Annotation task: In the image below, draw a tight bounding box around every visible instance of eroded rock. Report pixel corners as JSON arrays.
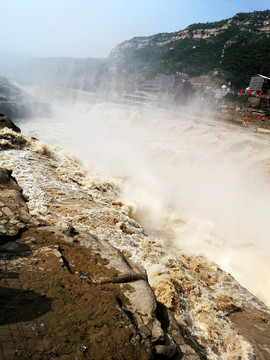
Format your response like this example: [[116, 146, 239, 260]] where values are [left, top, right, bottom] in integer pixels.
[[0, 168, 34, 241], [0, 113, 21, 132], [1, 130, 270, 360], [0, 168, 190, 359]]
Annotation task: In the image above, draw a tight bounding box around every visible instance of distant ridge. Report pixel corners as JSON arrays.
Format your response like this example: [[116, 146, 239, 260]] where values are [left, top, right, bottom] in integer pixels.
[[109, 10, 270, 89], [2, 10, 269, 91]]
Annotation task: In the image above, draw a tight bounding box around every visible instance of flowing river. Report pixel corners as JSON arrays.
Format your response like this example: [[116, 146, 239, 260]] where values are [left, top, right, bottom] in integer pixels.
[[19, 93, 270, 305]]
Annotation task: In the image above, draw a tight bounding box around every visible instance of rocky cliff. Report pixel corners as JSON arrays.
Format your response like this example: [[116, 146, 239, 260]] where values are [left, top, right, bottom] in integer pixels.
[[3, 11, 269, 93], [111, 12, 270, 53], [108, 10, 270, 89], [1, 125, 270, 359]]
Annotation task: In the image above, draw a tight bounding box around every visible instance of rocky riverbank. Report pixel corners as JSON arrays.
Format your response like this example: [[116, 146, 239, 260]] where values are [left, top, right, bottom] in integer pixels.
[[1, 125, 270, 359], [0, 164, 196, 359], [216, 97, 270, 132]]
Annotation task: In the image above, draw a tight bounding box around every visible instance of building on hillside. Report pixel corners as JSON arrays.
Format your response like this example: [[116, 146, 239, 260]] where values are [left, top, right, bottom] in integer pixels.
[[135, 75, 194, 104], [248, 74, 270, 94], [188, 75, 231, 100], [187, 76, 214, 91], [176, 72, 189, 80]]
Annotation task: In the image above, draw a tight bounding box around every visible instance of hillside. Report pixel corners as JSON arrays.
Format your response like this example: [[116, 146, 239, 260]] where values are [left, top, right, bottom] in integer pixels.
[[109, 10, 270, 89], [0, 77, 49, 119], [2, 10, 270, 93]]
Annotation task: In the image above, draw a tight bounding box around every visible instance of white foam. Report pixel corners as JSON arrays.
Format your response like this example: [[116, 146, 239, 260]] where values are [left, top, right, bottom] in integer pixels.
[[20, 94, 270, 305]]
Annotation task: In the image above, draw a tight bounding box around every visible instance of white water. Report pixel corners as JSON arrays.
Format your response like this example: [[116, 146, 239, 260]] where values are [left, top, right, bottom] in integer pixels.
[[20, 95, 270, 304]]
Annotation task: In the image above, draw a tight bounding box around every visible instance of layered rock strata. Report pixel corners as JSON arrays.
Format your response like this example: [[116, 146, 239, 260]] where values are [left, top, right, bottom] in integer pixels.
[[111, 12, 270, 54]]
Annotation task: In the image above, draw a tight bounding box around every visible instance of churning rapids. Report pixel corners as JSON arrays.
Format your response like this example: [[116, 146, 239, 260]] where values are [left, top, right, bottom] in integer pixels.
[[18, 90, 270, 307]]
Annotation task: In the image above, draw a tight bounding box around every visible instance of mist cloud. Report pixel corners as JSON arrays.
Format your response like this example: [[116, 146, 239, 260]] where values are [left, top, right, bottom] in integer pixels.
[[20, 92, 270, 304]]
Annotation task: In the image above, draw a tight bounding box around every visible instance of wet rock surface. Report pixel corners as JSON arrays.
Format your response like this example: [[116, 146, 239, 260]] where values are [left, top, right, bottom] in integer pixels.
[[0, 113, 21, 132], [0, 168, 33, 240], [1, 127, 270, 359], [0, 228, 153, 360], [0, 165, 193, 359], [229, 308, 270, 360]]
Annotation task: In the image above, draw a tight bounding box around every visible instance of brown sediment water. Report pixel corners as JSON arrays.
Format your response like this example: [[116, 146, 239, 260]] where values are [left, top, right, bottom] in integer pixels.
[[3, 96, 270, 359]]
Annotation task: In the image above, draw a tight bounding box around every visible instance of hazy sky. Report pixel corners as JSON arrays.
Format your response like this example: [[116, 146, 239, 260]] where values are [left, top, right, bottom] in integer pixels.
[[1, 0, 269, 58]]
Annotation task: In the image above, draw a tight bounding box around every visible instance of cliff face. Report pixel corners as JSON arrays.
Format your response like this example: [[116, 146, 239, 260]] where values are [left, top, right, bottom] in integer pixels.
[[3, 11, 269, 94], [111, 12, 270, 53], [108, 10, 270, 89], [1, 127, 270, 359]]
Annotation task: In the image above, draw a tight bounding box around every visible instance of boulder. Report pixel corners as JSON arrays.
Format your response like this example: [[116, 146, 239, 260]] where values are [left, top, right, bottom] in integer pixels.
[[0, 168, 33, 241], [0, 113, 21, 132]]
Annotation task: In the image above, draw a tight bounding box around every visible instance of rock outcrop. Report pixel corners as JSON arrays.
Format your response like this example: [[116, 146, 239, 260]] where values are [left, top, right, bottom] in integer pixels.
[[0, 113, 21, 133], [1, 126, 270, 360], [0, 168, 30, 239], [111, 11, 270, 54], [0, 164, 197, 359]]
